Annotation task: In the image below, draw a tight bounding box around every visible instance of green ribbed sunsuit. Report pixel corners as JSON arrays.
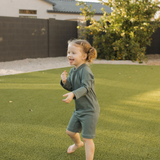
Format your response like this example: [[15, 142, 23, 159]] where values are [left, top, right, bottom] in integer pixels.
[[61, 63, 100, 139]]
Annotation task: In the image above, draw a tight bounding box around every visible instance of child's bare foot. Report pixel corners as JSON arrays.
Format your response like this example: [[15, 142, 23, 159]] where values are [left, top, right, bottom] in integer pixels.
[[67, 141, 84, 154]]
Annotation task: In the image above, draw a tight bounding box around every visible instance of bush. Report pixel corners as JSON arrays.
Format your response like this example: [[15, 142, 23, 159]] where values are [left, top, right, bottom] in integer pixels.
[[77, 0, 160, 62]]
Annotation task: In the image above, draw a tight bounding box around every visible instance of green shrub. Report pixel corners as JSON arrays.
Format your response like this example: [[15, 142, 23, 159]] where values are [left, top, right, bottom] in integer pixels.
[[77, 0, 160, 62]]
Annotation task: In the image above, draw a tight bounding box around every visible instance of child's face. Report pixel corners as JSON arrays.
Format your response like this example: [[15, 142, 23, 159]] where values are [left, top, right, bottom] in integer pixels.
[[67, 43, 87, 68]]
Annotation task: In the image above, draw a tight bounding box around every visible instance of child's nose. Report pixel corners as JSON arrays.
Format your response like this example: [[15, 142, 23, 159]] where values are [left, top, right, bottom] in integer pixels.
[[67, 53, 71, 57]]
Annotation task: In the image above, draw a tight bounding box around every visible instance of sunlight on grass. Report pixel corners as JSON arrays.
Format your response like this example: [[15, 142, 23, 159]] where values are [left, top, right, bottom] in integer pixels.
[[135, 89, 160, 102], [0, 64, 160, 160], [0, 84, 61, 89], [121, 88, 160, 111], [105, 107, 159, 122]]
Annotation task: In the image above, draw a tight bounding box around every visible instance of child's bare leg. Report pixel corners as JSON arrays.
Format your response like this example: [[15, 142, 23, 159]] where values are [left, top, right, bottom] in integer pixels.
[[66, 130, 84, 153], [83, 138, 95, 160]]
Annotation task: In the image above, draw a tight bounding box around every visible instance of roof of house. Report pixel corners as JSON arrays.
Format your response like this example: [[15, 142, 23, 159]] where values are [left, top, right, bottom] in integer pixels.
[[43, 0, 112, 15]]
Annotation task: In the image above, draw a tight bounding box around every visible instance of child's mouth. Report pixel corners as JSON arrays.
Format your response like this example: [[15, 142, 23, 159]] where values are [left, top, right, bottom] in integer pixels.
[[69, 59, 74, 64]]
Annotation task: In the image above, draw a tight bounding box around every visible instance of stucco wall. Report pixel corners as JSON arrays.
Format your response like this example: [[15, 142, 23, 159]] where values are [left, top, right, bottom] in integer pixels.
[[0, 0, 52, 19], [0, 0, 102, 21], [47, 12, 101, 21]]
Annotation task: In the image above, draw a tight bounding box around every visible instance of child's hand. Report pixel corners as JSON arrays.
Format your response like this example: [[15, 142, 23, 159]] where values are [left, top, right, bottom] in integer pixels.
[[63, 92, 74, 103], [61, 70, 67, 84]]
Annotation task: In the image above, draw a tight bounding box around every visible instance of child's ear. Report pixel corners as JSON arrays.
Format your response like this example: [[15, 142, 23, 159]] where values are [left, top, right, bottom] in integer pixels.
[[83, 53, 87, 60]]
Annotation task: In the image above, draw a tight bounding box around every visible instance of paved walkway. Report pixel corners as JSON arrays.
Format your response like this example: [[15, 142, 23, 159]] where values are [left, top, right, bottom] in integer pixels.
[[0, 56, 154, 76]]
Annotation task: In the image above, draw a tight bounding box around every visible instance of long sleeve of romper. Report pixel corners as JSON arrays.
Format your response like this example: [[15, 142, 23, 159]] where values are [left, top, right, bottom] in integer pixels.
[[72, 68, 94, 100], [60, 70, 72, 91]]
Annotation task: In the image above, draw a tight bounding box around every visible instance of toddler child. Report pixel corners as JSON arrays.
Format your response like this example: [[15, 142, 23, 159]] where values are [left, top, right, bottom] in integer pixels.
[[60, 39, 100, 160]]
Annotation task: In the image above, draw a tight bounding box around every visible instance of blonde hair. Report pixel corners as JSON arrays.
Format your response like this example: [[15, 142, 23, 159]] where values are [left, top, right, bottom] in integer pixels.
[[68, 39, 97, 63]]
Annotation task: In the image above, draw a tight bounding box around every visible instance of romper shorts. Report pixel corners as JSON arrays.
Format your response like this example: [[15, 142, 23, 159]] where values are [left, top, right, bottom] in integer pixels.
[[67, 111, 99, 139]]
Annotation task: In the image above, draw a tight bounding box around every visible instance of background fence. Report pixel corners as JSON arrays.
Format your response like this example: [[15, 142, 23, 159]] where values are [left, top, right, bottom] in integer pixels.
[[0, 17, 77, 62], [146, 27, 160, 56], [0, 16, 160, 62]]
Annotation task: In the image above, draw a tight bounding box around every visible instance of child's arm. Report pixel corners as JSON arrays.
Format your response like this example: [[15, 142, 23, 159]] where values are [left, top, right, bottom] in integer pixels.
[[72, 68, 94, 100], [60, 70, 72, 91]]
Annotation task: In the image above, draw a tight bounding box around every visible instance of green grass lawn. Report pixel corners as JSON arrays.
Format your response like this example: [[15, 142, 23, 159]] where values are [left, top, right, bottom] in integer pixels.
[[0, 64, 160, 160]]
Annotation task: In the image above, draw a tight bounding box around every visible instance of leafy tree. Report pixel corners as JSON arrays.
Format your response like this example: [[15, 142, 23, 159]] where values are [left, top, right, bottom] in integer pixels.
[[77, 0, 160, 62]]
